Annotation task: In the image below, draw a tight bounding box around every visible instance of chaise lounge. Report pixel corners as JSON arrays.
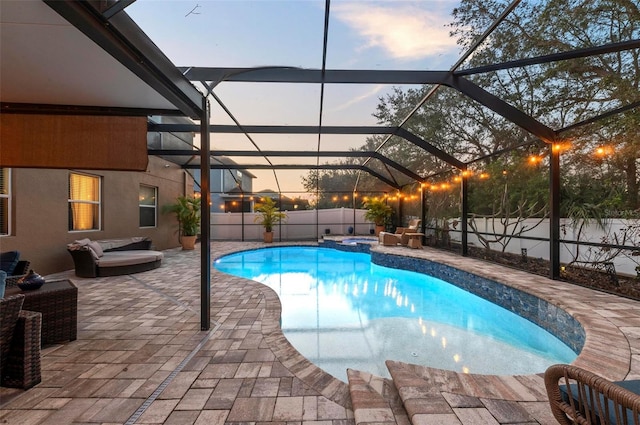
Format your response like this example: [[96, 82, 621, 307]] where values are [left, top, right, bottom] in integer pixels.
[[67, 237, 163, 278]]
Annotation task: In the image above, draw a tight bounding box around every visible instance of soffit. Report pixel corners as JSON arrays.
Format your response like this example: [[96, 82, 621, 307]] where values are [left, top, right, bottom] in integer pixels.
[[0, 0, 176, 111]]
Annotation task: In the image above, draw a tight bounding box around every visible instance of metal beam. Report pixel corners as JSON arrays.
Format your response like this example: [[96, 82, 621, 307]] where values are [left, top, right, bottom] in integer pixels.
[[445, 75, 558, 142], [148, 123, 400, 134], [45, 1, 204, 119], [396, 129, 465, 169], [550, 144, 561, 280], [147, 123, 461, 170], [1, 102, 183, 117], [180, 67, 451, 85], [149, 149, 424, 182], [99, 0, 137, 19], [182, 163, 401, 189], [557, 100, 640, 134], [461, 176, 469, 256], [200, 98, 211, 331], [455, 39, 640, 76]]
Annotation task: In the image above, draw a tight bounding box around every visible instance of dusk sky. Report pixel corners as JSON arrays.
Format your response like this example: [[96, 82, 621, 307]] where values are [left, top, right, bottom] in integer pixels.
[[127, 1, 465, 193]]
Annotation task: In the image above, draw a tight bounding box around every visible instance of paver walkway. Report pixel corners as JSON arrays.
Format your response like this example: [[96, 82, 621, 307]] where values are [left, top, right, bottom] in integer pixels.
[[0, 241, 638, 425]]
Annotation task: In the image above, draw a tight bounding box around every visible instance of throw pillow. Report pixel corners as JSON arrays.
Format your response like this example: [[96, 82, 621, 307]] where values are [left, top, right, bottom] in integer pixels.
[[88, 241, 104, 257], [0, 251, 20, 275], [0, 270, 6, 298]]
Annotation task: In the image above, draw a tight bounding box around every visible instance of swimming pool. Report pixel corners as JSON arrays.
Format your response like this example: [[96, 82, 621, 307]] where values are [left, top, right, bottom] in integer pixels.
[[340, 237, 377, 245], [214, 246, 577, 381]]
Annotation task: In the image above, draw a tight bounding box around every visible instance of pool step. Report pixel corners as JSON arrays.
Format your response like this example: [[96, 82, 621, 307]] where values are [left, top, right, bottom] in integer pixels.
[[346, 368, 410, 425], [385, 360, 551, 424]]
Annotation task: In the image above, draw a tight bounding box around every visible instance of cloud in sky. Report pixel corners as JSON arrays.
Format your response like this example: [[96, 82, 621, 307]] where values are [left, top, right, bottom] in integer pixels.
[[330, 84, 386, 112], [333, 2, 458, 60]]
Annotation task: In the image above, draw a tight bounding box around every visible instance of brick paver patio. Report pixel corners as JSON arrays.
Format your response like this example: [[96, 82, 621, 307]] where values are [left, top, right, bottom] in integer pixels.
[[1, 241, 638, 425]]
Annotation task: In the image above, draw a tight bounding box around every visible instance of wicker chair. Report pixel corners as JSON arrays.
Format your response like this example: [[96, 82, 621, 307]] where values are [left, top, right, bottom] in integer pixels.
[[545, 364, 640, 424], [395, 219, 421, 246], [0, 295, 42, 389], [6, 260, 31, 287], [379, 219, 422, 246]]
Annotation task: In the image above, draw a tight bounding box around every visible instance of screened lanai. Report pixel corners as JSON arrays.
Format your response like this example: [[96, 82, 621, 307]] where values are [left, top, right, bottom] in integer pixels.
[[1, 0, 639, 330]]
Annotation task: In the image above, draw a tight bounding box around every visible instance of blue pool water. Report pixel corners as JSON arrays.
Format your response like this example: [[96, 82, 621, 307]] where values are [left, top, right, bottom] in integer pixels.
[[214, 247, 577, 381], [340, 237, 377, 245]]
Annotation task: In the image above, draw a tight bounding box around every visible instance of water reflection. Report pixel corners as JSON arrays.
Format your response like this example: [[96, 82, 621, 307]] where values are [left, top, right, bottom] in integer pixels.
[[215, 247, 576, 381]]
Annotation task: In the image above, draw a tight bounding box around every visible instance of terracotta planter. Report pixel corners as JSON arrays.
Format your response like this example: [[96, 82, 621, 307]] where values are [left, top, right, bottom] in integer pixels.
[[181, 235, 197, 250], [263, 231, 274, 243], [375, 225, 385, 236]]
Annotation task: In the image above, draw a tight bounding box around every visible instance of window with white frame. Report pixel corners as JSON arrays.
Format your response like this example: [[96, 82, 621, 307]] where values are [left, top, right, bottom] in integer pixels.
[[139, 185, 157, 228], [68, 172, 101, 231], [0, 168, 10, 236]]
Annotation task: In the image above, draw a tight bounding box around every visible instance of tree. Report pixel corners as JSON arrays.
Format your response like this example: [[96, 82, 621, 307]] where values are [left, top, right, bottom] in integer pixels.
[[451, 0, 640, 209], [467, 153, 549, 252]]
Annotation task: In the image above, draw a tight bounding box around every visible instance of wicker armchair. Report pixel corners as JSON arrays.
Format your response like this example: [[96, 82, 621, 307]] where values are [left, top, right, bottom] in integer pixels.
[[379, 219, 422, 246], [0, 295, 42, 389], [545, 364, 640, 425]]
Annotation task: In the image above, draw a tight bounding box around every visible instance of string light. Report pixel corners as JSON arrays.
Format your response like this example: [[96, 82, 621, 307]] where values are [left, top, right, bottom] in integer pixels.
[[595, 146, 614, 157]]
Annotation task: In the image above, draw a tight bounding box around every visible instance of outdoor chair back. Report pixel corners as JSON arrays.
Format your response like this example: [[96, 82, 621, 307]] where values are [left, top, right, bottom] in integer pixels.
[[0, 295, 25, 379], [545, 364, 640, 424]]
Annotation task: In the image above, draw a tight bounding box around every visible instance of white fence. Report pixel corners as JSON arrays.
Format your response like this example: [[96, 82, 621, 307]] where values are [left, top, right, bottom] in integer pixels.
[[210, 210, 639, 276], [446, 217, 639, 276], [210, 208, 372, 241]]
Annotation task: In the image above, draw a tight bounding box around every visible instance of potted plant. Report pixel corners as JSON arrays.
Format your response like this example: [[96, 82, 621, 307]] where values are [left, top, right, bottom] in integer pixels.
[[364, 198, 392, 235], [163, 195, 201, 250], [254, 197, 287, 243]]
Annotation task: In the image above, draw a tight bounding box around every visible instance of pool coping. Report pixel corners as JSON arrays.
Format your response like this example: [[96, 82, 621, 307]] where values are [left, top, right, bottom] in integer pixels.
[[218, 242, 633, 410]]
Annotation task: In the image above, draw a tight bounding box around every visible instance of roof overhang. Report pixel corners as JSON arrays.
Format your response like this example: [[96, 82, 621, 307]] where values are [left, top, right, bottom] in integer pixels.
[[0, 0, 203, 118]]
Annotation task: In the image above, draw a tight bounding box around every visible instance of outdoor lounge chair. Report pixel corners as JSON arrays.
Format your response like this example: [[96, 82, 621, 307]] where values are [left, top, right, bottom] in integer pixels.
[[378, 219, 422, 246], [545, 363, 640, 424]]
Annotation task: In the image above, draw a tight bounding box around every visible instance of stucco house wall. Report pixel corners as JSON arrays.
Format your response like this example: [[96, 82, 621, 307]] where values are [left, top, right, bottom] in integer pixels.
[[1, 156, 193, 276]]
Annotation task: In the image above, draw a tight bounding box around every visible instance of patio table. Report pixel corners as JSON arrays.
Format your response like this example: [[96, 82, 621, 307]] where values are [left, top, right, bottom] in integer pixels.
[[6, 280, 77, 345]]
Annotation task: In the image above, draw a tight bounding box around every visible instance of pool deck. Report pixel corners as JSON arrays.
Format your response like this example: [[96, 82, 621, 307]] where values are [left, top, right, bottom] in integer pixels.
[[0, 241, 638, 425]]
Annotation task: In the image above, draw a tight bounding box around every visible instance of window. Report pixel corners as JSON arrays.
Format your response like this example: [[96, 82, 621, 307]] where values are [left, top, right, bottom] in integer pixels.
[[0, 168, 10, 236], [68, 172, 101, 231], [139, 185, 157, 227]]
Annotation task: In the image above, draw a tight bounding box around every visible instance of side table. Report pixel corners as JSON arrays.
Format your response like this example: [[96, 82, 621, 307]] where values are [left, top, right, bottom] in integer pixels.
[[5, 280, 78, 345], [406, 232, 425, 249]]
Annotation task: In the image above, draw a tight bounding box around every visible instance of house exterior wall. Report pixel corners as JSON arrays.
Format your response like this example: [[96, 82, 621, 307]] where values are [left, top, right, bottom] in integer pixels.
[[1, 156, 193, 276], [194, 169, 255, 212]]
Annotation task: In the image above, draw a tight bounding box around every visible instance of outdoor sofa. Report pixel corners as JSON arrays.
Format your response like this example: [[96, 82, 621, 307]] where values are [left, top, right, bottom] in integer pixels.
[[67, 237, 163, 278]]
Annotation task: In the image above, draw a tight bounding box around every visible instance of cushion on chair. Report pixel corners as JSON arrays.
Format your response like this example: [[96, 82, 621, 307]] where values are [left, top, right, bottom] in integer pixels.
[[87, 241, 104, 258], [0, 251, 20, 276], [560, 381, 640, 425]]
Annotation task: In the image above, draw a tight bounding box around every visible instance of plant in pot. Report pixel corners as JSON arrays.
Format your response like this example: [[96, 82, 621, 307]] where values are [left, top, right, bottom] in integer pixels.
[[163, 195, 201, 250], [254, 197, 287, 243], [364, 198, 392, 235]]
